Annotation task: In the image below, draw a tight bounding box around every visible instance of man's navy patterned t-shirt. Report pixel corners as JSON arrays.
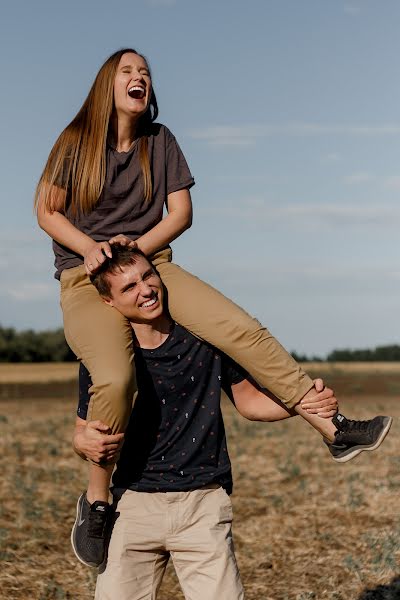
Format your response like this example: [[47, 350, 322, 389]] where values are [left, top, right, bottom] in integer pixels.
[[78, 323, 247, 494]]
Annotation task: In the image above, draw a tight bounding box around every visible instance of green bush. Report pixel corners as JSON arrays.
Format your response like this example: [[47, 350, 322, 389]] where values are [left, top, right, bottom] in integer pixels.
[[0, 326, 74, 362]]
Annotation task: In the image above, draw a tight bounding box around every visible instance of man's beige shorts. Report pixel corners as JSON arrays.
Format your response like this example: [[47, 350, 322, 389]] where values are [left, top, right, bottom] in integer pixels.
[[95, 486, 244, 600]]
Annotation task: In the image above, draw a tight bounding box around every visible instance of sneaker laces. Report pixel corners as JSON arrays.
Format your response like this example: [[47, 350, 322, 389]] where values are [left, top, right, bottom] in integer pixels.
[[343, 419, 371, 433], [88, 504, 109, 538]]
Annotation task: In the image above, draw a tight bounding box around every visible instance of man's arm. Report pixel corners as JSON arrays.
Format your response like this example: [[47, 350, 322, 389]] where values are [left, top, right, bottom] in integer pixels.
[[230, 378, 338, 422], [73, 417, 124, 464]]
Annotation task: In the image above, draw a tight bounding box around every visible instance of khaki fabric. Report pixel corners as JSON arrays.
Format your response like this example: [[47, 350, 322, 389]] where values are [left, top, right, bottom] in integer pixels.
[[60, 248, 313, 434], [156, 254, 313, 408], [95, 486, 244, 600], [60, 265, 136, 434]]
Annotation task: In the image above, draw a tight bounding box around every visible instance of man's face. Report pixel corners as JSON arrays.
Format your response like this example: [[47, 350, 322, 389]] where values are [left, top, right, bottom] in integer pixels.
[[103, 256, 164, 324]]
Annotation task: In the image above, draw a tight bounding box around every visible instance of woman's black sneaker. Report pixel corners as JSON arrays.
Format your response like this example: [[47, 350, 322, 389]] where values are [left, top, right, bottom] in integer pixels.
[[71, 493, 110, 567], [325, 413, 392, 463]]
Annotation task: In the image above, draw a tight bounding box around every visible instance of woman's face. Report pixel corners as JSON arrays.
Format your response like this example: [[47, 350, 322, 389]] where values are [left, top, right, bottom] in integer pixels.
[[113, 52, 152, 121]]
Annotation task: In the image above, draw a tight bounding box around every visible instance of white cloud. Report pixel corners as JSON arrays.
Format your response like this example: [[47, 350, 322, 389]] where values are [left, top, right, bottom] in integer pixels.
[[4, 282, 56, 302], [197, 200, 400, 227], [344, 172, 373, 184], [188, 126, 259, 147], [344, 4, 361, 15], [211, 174, 269, 184], [0, 233, 41, 245], [244, 264, 398, 288], [146, 0, 176, 5], [0, 228, 55, 275], [342, 173, 400, 190], [384, 176, 400, 191], [321, 152, 341, 163], [186, 253, 400, 311], [188, 123, 400, 146]]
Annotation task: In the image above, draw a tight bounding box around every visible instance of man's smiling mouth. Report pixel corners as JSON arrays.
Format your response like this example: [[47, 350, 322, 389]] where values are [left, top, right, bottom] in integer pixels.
[[141, 295, 158, 309]]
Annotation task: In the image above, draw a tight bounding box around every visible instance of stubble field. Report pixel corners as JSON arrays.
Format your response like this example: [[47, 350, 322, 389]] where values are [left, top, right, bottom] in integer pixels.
[[0, 363, 399, 600]]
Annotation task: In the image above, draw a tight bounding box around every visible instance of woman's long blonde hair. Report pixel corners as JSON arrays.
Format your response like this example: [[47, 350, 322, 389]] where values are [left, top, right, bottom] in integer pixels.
[[34, 48, 158, 216]]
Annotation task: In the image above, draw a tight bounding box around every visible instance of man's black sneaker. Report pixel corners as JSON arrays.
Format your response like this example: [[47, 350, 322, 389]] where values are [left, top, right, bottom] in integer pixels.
[[325, 413, 392, 463], [71, 493, 110, 567]]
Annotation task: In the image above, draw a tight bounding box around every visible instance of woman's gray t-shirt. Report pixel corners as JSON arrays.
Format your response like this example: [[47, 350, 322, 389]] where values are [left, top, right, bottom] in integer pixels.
[[53, 123, 194, 279]]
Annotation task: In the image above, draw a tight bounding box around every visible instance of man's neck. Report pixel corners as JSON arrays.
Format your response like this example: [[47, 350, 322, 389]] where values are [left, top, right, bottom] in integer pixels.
[[131, 314, 173, 349]]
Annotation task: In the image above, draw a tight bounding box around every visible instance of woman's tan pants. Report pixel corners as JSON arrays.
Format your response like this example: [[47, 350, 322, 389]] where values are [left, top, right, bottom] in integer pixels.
[[60, 248, 313, 433]]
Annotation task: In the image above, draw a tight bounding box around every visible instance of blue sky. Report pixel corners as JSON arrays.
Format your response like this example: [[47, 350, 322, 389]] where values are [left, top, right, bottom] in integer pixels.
[[1, 0, 399, 355]]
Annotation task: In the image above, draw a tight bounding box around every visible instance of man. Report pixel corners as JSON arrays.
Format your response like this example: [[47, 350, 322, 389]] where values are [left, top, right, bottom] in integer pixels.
[[72, 245, 391, 599]]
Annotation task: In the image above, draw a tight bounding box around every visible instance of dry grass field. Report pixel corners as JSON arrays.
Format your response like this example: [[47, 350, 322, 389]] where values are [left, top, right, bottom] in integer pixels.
[[0, 363, 78, 384], [0, 363, 399, 600]]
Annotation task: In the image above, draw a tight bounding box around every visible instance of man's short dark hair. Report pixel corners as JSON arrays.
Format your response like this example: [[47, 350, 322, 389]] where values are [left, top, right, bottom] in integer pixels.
[[91, 244, 152, 298]]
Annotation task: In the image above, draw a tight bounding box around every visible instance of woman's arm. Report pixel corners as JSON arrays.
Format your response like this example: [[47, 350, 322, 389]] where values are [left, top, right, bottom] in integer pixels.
[[231, 378, 338, 422], [37, 185, 192, 272], [37, 185, 116, 275], [136, 188, 193, 256]]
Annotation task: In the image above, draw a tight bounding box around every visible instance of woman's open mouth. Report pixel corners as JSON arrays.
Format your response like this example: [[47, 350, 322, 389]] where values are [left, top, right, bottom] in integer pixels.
[[128, 86, 145, 99]]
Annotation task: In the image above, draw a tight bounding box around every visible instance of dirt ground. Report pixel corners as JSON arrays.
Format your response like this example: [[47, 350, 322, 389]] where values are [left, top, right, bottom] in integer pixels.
[[0, 367, 399, 600]]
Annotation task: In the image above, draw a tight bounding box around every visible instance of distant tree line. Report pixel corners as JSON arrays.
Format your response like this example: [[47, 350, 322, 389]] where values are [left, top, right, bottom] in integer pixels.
[[326, 344, 400, 362], [292, 344, 400, 363], [1, 324, 400, 362], [0, 325, 75, 362]]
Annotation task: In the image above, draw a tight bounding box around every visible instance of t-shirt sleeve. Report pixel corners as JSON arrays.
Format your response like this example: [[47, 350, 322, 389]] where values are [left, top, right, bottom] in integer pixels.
[[164, 126, 195, 194], [77, 363, 92, 419], [49, 152, 72, 191], [221, 355, 248, 398]]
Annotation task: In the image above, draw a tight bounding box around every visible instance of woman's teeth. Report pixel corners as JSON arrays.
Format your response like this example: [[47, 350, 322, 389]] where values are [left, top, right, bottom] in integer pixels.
[[128, 86, 145, 99]]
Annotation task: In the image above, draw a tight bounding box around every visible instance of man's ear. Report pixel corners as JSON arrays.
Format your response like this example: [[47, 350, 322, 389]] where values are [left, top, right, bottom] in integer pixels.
[[102, 295, 114, 307]]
